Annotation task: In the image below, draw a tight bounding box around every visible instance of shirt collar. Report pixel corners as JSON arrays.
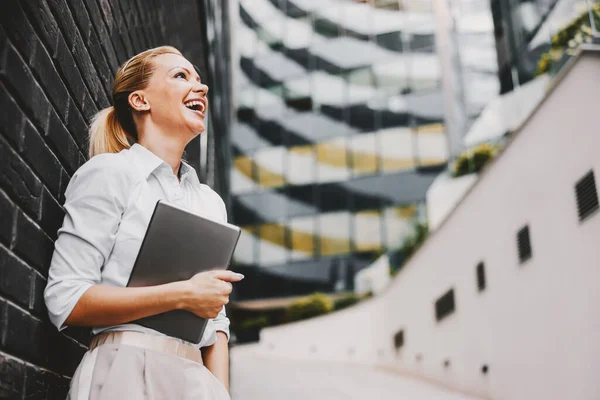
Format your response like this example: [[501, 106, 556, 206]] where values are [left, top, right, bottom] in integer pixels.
[[128, 144, 201, 188]]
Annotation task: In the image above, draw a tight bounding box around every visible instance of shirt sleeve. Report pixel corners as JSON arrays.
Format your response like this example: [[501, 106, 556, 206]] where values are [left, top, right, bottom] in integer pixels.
[[212, 305, 231, 341], [44, 153, 133, 331]]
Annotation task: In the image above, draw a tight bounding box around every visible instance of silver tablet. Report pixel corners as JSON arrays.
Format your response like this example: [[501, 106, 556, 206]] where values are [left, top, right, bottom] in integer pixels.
[[126, 200, 241, 343]]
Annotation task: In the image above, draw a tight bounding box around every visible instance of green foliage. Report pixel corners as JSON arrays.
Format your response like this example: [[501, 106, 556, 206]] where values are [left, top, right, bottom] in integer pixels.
[[284, 293, 334, 323], [239, 315, 271, 331], [536, 4, 600, 76], [333, 293, 361, 311], [389, 221, 429, 276], [452, 143, 499, 178]]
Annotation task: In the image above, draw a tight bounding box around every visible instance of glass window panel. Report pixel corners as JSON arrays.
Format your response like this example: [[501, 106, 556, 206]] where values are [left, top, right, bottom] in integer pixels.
[[255, 52, 306, 82], [354, 209, 383, 252], [287, 145, 316, 185], [313, 6, 344, 38], [349, 134, 378, 176], [315, 139, 351, 183], [310, 72, 348, 107], [384, 205, 417, 248], [256, 222, 289, 265], [233, 226, 257, 265], [415, 124, 448, 167], [318, 211, 351, 256], [230, 164, 258, 195], [378, 127, 416, 172], [284, 16, 313, 49], [289, 216, 316, 260], [254, 146, 287, 188]]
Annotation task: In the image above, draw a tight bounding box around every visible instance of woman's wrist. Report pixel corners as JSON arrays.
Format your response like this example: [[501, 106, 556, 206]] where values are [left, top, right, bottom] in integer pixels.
[[166, 280, 192, 311]]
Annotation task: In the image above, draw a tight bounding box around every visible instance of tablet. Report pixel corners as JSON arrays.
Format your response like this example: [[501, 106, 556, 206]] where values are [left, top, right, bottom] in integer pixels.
[[126, 200, 241, 343]]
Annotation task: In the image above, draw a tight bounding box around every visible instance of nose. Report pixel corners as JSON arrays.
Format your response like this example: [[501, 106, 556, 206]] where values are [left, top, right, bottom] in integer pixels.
[[194, 82, 209, 96]]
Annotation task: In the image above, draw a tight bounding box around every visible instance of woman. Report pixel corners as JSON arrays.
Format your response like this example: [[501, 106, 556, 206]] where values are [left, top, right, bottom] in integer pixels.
[[44, 46, 243, 400]]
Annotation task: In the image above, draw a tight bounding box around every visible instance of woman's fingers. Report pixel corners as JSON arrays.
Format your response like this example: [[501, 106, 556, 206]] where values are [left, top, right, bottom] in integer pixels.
[[211, 270, 244, 282]]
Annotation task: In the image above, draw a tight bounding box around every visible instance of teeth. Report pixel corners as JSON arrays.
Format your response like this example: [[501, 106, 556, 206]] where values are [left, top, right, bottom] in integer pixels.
[[184, 100, 205, 114]]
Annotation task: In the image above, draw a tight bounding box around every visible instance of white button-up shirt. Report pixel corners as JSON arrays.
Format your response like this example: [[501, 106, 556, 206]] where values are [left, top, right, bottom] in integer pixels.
[[44, 143, 230, 348]]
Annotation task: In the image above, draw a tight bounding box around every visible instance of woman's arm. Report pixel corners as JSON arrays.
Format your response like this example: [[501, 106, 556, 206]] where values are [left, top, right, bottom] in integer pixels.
[[202, 332, 230, 390], [65, 270, 243, 327]]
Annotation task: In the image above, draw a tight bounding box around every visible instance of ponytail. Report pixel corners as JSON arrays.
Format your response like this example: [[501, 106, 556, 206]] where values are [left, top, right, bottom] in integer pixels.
[[88, 106, 133, 158]]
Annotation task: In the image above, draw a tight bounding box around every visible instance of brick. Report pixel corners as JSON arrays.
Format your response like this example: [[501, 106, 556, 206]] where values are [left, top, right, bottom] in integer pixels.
[[0, 351, 26, 399], [19, 0, 61, 53], [62, 326, 91, 346], [13, 210, 54, 275], [21, 121, 62, 197], [64, 0, 93, 43], [24, 366, 69, 400], [83, 0, 121, 68], [66, 99, 89, 151], [39, 187, 64, 241], [101, 0, 134, 57], [54, 35, 86, 110], [88, 23, 119, 72], [0, 0, 38, 62], [72, 32, 109, 107], [58, 169, 71, 204], [0, 83, 25, 150], [29, 40, 70, 115], [0, 135, 43, 219], [80, 86, 98, 120], [0, 244, 32, 310], [87, 27, 115, 96], [45, 110, 80, 174], [1, 44, 52, 133], [46, 0, 86, 47], [1, 302, 46, 366], [0, 192, 15, 246], [44, 325, 86, 376], [83, 0, 127, 62], [30, 272, 47, 317]]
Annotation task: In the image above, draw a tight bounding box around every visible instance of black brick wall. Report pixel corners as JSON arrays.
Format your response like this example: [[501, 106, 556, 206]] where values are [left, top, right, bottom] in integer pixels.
[[0, 1, 229, 397]]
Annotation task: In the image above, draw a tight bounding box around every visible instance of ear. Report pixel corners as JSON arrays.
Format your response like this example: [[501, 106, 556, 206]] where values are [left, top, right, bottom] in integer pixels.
[[128, 91, 150, 112]]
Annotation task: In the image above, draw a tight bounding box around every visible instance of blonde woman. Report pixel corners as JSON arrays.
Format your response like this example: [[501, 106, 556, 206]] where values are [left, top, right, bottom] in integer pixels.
[[44, 46, 243, 399]]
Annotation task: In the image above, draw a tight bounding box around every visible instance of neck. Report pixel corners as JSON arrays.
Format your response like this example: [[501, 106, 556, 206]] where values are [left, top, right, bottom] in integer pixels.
[[137, 132, 187, 177]]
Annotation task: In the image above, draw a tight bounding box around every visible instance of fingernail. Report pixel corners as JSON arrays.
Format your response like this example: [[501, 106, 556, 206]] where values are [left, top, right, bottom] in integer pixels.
[[236, 273, 245, 279]]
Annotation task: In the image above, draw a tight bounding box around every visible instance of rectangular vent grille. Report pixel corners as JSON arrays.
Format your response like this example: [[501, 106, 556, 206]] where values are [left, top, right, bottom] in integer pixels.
[[575, 170, 599, 222], [394, 330, 404, 349], [476, 262, 486, 292], [435, 289, 455, 322], [517, 225, 532, 263]]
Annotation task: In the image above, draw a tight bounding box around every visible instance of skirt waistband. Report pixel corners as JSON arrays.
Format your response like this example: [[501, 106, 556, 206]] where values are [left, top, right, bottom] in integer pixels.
[[89, 331, 203, 365]]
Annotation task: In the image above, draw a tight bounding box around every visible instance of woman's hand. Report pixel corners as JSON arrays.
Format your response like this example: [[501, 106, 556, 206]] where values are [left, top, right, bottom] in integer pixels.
[[178, 270, 244, 318]]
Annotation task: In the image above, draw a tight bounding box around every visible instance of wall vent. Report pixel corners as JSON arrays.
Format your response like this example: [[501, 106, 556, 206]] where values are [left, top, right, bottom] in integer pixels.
[[476, 262, 486, 292], [575, 170, 599, 222], [517, 225, 532, 263], [435, 288, 455, 322]]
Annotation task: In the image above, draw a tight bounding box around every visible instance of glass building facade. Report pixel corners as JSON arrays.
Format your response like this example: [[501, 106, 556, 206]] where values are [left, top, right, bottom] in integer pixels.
[[229, 0, 449, 299]]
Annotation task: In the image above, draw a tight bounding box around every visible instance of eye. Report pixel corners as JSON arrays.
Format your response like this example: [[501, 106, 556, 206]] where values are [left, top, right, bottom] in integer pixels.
[[175, 72, 186, 79]]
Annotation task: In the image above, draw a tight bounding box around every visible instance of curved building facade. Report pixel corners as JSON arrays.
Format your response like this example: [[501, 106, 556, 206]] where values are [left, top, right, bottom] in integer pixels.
[[229, 0, 449, 299]]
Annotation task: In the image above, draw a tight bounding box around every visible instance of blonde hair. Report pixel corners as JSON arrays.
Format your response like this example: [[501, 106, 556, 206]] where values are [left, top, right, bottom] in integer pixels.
[[88, 46, 183, 158]]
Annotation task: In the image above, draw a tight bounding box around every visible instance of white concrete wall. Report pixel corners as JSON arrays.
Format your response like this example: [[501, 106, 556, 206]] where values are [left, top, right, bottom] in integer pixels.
[[257, 50, 600, 399]]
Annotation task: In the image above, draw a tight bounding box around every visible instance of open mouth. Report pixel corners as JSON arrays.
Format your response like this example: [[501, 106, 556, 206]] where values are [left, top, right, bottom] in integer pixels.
[[184, 100, 206, 116]]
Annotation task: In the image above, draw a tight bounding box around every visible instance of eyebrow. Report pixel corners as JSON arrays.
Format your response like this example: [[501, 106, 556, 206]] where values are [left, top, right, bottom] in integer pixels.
[[169, 66, 201, 82]]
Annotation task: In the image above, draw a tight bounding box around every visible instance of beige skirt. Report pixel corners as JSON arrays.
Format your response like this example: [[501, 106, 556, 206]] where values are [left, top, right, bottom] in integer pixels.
[[68, 343, 231, 400]]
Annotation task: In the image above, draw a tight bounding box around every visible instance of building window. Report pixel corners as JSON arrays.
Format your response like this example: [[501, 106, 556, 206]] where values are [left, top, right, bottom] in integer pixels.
[[435, 288, 455, 322], [394, 330, 404, 349], [476, 262, 486, 292], [575, 170, 599, 222], [517, 225, 532, 264]]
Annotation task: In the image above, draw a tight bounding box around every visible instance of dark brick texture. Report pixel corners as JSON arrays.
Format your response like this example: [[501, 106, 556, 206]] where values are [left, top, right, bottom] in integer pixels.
[[0, 0, 227, 397]]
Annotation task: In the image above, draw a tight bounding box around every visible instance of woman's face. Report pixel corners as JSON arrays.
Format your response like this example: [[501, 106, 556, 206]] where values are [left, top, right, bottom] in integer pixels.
[[142, 53, 209, 139]]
